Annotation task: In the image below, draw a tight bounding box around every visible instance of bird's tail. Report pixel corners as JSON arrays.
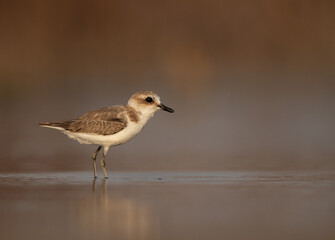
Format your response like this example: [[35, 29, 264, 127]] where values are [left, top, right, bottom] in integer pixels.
[[38, 121, 72, 130]]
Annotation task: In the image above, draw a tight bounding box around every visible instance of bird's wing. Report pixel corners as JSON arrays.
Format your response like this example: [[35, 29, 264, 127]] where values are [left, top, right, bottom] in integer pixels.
[[64, 119, 126, 135], [40, 106, 128, 135]]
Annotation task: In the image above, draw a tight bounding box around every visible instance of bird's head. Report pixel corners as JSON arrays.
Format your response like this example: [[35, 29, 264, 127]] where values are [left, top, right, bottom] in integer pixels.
[[128, 91, 174, 117]]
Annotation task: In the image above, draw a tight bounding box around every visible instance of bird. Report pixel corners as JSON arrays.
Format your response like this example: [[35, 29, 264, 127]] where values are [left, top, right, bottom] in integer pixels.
[[39, 91, 174, 178]]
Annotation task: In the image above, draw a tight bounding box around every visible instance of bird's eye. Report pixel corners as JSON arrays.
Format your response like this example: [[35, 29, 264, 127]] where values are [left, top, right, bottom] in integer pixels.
[[145, 97, 153, 103]]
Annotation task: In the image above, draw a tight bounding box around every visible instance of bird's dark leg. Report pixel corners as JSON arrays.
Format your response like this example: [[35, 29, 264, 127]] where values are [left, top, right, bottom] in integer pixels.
[[100, 147, 109, 179], [92, 146, 102, 178]]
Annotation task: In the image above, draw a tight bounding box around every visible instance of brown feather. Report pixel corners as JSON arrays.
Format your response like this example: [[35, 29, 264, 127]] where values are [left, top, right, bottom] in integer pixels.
[[39, 105, 140, 135]]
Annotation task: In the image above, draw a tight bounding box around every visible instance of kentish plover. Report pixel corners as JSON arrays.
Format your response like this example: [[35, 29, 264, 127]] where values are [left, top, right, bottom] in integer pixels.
[[39, 91, 174, 178]]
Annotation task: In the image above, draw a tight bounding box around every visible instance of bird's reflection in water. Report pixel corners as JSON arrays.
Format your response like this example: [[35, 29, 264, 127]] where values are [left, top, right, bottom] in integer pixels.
[[76, 178, 156, 239], [91, 178, 107, 210], [91, 178, 106, 195]]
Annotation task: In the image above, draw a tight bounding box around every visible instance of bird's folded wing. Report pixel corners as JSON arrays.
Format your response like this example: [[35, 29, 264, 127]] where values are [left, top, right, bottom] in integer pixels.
[[40, 106, 128, 135], [69, 106, 128, 135], [65, 119, 126, 135]]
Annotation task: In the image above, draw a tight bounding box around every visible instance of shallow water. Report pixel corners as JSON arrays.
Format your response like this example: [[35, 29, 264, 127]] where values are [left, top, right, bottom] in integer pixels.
[[1, 171, 335, 240]]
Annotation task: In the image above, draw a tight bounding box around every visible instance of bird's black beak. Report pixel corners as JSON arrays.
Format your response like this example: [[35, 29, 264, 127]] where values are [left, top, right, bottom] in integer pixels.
[[159, 103, 174, 113]]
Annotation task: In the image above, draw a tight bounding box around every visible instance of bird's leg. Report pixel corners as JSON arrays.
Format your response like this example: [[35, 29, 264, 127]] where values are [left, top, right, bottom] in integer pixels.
[[100, 147, 109, 179], [92, 146, 102, 178]]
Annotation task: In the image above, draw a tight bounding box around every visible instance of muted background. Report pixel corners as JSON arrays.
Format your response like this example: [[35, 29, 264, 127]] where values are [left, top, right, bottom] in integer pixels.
[[1, 0, 334, 172]]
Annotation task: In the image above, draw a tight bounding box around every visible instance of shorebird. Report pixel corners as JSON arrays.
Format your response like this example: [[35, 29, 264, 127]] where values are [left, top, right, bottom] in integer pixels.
[[39, 91, 174, 178]]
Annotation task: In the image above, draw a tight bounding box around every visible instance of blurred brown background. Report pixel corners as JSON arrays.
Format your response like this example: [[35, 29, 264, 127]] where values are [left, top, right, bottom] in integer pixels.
[[1, 0, 334, 172]]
